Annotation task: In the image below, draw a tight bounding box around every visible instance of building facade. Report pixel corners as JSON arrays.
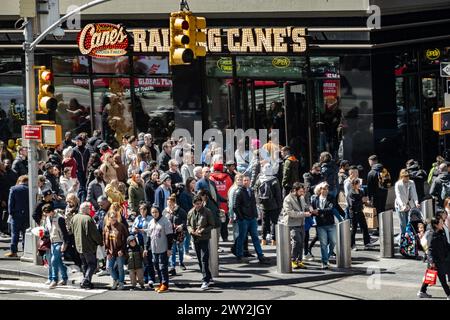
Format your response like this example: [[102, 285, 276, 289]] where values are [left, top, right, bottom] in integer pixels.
[[0, 0, 450, 175]]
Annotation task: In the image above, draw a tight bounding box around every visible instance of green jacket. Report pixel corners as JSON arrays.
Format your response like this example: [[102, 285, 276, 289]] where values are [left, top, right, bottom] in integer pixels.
[[71, 213, 103, 254], [187, 206, 215, 241], [282, 155, 300, 189], [128, 181, 145, 213]]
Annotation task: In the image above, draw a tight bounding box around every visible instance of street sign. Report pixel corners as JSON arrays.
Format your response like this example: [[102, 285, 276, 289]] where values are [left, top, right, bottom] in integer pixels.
[[441, 62, 450, 77], [22, 125, 41, 140]]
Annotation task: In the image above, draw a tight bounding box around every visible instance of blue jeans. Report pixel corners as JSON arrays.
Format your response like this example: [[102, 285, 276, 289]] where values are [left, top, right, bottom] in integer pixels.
[[153, 252, 169, 286], [107, 255, 125, 283], [171, 241, 184, 268], [397, 210, 409, 235], [317, 224, 336, 264], [10, 219, 26, 253], [184, 232, 191, 253], [50, 242, 68, 282], [236, 218, 263, 258]]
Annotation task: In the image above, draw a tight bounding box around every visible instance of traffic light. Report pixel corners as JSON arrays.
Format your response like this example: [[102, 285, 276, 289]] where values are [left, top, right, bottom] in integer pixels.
[[186, 14, 206, 59], [169, 12, 194, 65], [37, 66, 57, 121], [433, 108, 450, 134]]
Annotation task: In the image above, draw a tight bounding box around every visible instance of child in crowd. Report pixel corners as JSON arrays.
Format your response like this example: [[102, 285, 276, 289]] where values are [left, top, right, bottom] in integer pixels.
[[127, 235, 145, 290]]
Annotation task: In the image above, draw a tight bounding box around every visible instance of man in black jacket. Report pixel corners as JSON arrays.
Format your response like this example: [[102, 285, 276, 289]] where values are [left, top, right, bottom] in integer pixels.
[[430, 162, 450, 208], [234, 176, 269, 264], [0, 160, 17, 234], [158, 142, 172, 172], [12, 146, 28, 176], [73, 135, 91, 202], [303, 163, 323, 195], [33, 189, 54, 225], [366, 155, 388, 235], [86, 130, 103, 155], [406, 159, 427, 202]]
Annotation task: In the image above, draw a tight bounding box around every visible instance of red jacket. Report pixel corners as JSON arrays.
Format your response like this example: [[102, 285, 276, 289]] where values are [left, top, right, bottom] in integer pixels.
[[210, 172, 233, 213], [62, 158, 78, 179]]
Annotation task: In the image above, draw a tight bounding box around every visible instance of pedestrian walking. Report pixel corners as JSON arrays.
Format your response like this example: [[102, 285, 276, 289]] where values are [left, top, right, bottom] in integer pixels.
[[187, 195, 215, 290], [281, 182, 312, 269], [71, 202, 103, 289], [395, 169, 420, 236]]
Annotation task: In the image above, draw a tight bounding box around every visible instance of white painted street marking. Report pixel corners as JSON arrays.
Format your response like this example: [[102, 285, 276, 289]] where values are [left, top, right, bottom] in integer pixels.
[[0, 280, 107, 294], [0, 286, 83, 300]]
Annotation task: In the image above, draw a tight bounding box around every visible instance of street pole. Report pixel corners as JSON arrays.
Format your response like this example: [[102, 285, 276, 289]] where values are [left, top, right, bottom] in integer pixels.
[[21, 17, 38, 264], [20, 0, 111, 265]]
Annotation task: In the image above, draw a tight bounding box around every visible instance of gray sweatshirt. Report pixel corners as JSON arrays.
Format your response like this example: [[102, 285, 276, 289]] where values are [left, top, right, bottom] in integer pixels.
[[147, 215, 174, 254]]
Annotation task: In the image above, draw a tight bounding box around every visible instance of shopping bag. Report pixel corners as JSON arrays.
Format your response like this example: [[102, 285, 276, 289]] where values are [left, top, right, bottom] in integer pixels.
[[423, 268, 438, 286], [363, 205, 378, 229], [96, 245, 106, 260]]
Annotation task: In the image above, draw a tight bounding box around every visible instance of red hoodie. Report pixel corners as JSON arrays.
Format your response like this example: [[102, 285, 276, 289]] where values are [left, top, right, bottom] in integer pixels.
[[210, 172, 233, 213]]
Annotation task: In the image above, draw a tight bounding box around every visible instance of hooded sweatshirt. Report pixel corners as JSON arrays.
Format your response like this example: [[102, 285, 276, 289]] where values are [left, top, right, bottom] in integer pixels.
[[210, 170, 233, 213], [406, 163, 427, 201], [254, 163, 283, 211]]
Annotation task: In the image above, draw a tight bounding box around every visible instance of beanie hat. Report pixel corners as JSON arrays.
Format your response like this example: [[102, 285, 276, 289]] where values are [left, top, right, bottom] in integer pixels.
[[213, 162, 224, 172]]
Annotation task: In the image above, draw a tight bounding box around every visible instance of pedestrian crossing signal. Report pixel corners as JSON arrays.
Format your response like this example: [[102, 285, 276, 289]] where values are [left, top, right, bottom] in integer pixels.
[[433, 108, 450, 134]]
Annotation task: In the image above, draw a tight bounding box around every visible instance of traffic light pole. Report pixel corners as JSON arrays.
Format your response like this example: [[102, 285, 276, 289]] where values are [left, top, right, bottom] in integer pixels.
[[21, 0, 111, 265], [21, 18, 38, 264]]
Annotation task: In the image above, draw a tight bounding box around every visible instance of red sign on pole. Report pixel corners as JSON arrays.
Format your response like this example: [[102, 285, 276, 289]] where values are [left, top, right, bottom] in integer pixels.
[[23, 125, 42, 140]]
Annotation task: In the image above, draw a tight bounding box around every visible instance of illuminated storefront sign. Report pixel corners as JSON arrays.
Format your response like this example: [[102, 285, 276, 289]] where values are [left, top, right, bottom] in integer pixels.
[[425, 48, 441, 60], [78, 23, 129, 58], [133, 27, 307, 54]]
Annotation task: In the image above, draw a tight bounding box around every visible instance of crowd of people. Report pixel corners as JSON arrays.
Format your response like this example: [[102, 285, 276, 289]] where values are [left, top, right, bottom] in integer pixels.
[[2, 129, 450, 296]]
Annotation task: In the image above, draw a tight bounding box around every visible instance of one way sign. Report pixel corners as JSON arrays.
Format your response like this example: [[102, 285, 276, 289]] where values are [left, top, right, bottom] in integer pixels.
[[442, 62, 450, 77]]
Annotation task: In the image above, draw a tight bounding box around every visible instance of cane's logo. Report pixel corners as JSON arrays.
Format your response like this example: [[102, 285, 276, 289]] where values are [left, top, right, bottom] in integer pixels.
[[77, 23, 129, 58], [272, 57, 290, 68], [425, 48, 440, 61]]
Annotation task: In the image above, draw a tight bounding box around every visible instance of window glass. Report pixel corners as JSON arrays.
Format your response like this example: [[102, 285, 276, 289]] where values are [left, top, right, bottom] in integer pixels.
[[0, 56, 22, 75], [0, 76, 25, 138], [236, 56, 306, 79], [52, 56, 89, 74], [92, 56, 130, 74], [53, 77, 92, 135], [133, 78, 174, 146], [394, 51, 417, 75], [206, 78, 231, 131], [310, 57, 339, 78], [133, 56, 169, 75]]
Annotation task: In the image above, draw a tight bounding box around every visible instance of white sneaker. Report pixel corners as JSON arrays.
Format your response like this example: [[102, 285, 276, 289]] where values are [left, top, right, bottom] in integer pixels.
[[304, 254, 314, 261], [417, 291, 432, 298], [111, 280, 118, 290], [48, 281, 57, 289], [321, 263, 329, 270], [96, 269, 110, 276], [200, 282, 209, 290], [118, 282, 125, 290], [45, 280, 51, 285]]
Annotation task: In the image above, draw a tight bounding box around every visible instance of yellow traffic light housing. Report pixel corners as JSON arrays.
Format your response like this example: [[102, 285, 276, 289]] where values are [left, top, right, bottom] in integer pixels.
[[37, 67, 57, 118], [169, 12, 194, 65], [186, 15, 206, 58], [433, 107, 450, 135]]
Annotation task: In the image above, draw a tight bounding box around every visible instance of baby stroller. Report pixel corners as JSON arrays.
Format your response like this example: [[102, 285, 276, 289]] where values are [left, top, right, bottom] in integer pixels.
[[400, 208, 423, 258]]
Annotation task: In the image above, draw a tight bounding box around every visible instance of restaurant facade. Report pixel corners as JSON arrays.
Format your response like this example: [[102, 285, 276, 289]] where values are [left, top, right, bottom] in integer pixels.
[[0, 3, 450, 175]]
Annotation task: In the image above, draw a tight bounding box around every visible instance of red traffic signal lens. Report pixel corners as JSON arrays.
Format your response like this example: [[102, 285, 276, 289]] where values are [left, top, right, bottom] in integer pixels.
[[41, 70, 53, 82], [174, 18, 189, 30], [181, 20, 189, 30]]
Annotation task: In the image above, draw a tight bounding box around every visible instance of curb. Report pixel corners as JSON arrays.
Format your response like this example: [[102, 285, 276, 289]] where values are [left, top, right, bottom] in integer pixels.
[[0, 268, 47, 279]]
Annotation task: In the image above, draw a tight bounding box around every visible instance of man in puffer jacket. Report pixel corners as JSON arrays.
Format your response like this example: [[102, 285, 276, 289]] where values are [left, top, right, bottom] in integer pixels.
[[255, 163, 282, 245], [209, 162, 233, 242]]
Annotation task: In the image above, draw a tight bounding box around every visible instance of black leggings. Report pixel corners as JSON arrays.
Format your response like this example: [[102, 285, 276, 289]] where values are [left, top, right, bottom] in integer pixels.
[[304, 227, 318, 255], [421, 264, 450, 296]]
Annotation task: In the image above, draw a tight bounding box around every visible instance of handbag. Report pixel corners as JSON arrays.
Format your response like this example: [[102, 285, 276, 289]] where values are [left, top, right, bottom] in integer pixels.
[[423, 268, 438, 286]]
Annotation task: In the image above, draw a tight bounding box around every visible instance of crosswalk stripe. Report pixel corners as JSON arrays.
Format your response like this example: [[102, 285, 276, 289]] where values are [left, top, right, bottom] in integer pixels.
[[0, 280, 107, 294], [0, 286, 84, 300]]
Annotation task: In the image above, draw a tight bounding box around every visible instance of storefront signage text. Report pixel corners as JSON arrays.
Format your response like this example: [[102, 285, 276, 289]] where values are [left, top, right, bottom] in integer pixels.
[[78, 23, 129, 58], [133, 27, 307, 54], [425, 48, 441, 60]]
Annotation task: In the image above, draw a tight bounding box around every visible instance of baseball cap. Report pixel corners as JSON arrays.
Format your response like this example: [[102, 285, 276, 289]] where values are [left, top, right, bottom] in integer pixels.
[[42, 189, 53, 197]]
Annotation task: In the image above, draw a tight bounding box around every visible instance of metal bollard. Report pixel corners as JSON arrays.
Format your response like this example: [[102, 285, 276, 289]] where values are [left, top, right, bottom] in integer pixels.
[[276, 222, 291, 273], [336, 220, 351, 269], [421, 199, 434, 222], [208, 228, 219, 278], [379, 210, 394, 258]]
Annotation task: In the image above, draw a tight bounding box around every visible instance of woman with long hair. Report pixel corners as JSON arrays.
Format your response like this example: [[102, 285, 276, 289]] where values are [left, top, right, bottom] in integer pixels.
[[394, 169, 419, 237]]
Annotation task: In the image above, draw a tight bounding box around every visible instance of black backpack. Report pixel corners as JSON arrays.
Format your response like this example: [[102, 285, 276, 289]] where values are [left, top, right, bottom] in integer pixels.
[[258, 179, 274, 206]]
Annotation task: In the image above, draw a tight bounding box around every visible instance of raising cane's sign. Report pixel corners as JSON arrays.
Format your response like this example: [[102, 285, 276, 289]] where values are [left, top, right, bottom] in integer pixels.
[[77, 23, 129, 58]]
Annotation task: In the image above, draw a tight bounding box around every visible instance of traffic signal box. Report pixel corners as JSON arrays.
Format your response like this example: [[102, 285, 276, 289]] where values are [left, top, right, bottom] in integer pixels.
[[169, 11, 206, 65], [37, 66, 58, 121], [433, 108, 450, 135]]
